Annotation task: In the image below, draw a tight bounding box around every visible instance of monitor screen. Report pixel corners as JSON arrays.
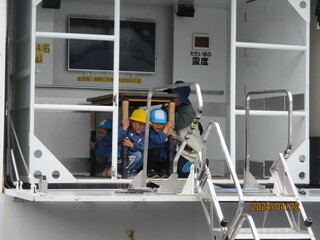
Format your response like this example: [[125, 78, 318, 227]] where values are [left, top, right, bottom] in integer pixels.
[[68, 17, 156, 73]]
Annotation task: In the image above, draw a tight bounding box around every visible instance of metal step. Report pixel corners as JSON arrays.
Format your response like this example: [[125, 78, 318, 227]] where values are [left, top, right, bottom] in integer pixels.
[[234, 228, 310, 240]]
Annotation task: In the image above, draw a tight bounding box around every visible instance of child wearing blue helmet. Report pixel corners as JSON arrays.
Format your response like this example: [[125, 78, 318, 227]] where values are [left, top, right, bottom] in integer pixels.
[[89, 119, 113, 177], [148, 108, 175, 177]]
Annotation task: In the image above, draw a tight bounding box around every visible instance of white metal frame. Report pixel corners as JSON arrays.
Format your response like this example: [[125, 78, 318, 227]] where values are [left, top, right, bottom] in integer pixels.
[[0, 0, 8, 192], [4, 0, 311, 189], [229, 0, 310, 183], [26, 0, 121, 184]]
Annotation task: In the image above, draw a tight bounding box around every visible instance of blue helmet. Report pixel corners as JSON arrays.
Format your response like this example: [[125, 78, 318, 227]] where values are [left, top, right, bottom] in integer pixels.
[[150, 109, 167, 124], [96, 119, 113, 130]]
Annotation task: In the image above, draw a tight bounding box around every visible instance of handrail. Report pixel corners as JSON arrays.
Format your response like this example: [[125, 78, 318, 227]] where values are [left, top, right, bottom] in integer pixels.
[[141, 82, 203, 186], [271, 153, 316, 240], [200, 121, 245, 237], [10, 149, 20, 185], [244, 90, 293, 188], [9, 116, 30, 174], [229, 214, 260, 240]]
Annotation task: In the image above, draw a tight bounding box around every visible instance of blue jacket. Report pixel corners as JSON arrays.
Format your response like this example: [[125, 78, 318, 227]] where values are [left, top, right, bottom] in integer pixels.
[[149, 128, 168, 159], [149, 128, 167, 149], [94, 133, 112, 159], [118, 124, 145, 157]]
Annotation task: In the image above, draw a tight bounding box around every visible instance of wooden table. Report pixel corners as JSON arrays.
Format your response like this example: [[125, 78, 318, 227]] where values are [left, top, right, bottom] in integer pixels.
[[87, 91, 178, 126], [87, 91, 178, 177]]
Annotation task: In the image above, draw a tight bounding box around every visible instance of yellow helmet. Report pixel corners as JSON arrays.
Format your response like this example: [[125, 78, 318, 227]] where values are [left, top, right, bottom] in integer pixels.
[[129, 109, 147, 123]]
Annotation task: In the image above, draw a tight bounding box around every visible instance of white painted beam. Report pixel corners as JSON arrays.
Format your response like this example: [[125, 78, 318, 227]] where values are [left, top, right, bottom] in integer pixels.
[[235, 110, 306, 117], [0, 0, 7, 192], [36, 31, 116, 41], [34, 104, 116, 112], [236, 42, 306, 51]]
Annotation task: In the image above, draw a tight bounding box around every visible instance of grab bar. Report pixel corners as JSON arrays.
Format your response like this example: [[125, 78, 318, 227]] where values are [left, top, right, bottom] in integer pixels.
[[200, 121, 245, 236], [244, 90, 293, 188], [142, 82, 204, 186]]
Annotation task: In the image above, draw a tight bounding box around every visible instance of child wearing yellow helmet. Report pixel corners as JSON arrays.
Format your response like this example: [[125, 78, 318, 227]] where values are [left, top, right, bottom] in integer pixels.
[[118, 109, 147, 178]]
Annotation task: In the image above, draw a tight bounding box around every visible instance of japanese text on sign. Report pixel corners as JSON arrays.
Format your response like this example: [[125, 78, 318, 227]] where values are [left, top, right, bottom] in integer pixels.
[[36, 43, 50, 53], [35, 43, 50, 64], [77, 76, 142, 84], [35, 53, 43, 64], [190, 51, 212, 66]]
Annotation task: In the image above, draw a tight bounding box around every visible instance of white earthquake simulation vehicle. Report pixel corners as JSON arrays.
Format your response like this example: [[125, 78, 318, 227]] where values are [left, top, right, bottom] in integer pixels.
[[0, 0, 319, 239]]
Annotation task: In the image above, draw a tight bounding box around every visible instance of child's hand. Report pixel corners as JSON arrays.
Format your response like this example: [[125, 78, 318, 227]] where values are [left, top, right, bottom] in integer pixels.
[[89, 141, 96, 149], [169, 129, 176, 139], [163, 121, 174, 135], [122, 118, 130, 130], [166, 120, 174, 129], [122, 138, 134, 148], [162, 103, 169, 110]]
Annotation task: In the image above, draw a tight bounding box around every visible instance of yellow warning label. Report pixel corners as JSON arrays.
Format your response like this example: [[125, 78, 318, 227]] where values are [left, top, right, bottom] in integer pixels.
[[35, 53, 43, 64], [77, 76, 113, 82], [120, 78, 141, 84], [36, 43, 50, 53], [77, 76, 142, 84]]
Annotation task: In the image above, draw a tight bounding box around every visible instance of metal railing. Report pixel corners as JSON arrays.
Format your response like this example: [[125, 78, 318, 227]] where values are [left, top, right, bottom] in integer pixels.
[[198, 121, 255, 239], [229, 214, 260, 240], [139, 82, 203, 187], [244, 90, 293, 188]]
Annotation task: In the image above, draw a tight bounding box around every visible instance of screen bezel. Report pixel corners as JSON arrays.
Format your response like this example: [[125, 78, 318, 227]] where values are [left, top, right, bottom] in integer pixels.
[[192, 33, 210, 50], [67, 16, 156, 74]]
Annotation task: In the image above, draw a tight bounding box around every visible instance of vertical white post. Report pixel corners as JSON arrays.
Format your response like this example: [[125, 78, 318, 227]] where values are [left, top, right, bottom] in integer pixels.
[[28, 0, 40, 186], [0, 0, 8, 192], [230, 0, 237, 168], [30, 0, 39, 136], [305, 22, 310, 140], [111, 0, 120, 179], [305, 20, 310, 182]]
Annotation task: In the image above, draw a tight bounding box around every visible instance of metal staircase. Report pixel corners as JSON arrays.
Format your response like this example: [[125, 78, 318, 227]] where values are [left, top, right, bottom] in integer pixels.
[[135, 82, 315, 240], [196, 121, 259, 240], [190, 121, 315, 240]]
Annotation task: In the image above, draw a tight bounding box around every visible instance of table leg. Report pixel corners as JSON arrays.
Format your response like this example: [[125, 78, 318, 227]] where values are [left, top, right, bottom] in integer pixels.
[[90, 112, 97, 176], [168, 102, 175, 175], [122, 100, 129, 178]]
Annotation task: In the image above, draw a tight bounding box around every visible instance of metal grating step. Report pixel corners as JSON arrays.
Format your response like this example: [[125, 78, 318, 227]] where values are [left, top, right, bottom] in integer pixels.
[[234, 228, 310, 240]]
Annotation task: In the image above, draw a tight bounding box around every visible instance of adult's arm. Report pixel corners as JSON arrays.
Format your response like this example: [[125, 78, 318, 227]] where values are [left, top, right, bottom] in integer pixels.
[[175, 105, 196, 130]]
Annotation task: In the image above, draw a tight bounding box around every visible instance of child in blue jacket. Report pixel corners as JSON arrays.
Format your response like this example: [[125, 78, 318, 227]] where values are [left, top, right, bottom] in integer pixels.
[[118, 109, 146, 177], [148, 108, 175, 177], [89, 119, 113, 177]]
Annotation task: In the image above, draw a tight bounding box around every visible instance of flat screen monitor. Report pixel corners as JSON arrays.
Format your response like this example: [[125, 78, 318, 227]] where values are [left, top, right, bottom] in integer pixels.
[[68, 17, 156, 73]]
